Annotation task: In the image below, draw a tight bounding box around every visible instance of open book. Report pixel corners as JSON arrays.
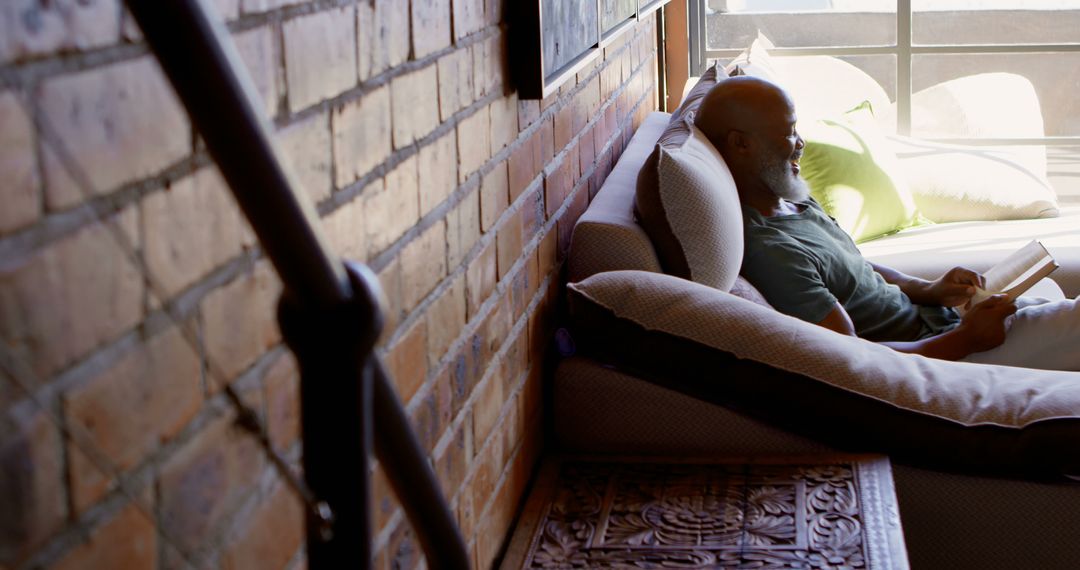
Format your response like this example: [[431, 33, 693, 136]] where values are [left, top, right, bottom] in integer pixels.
[[960, 240, 1058, 313]]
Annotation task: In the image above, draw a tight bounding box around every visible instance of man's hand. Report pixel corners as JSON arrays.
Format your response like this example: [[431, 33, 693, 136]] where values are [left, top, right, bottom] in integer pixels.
[[925, 266, 985, 307], [955, 294, 1017, 353]]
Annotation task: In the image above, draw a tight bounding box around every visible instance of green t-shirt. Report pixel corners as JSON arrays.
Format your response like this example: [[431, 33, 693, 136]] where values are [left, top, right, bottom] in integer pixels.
[[741, 200, 958, 342]]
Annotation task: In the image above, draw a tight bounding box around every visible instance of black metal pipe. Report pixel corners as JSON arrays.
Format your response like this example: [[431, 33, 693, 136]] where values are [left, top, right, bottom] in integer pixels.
[[124, 1, 470, 568]]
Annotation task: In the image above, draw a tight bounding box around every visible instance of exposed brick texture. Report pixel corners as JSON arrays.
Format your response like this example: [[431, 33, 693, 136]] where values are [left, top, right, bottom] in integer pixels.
[[0, 92, 39, 234], [283, 6, 357, 112], [391, 64, 440, 150], [332, 85, 392, 188], [63, 326, 201, 512], [0, 2, 660, 567], [40, 57, 190, 210], [410, 0, 451, 59]]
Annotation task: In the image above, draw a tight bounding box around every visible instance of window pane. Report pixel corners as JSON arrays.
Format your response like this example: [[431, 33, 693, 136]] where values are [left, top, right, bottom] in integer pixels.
[[912, 3, 1080, 46], [705, 2, 895, 50], [1049, 146, 1080, 204], [911, 52, 1080, 138]]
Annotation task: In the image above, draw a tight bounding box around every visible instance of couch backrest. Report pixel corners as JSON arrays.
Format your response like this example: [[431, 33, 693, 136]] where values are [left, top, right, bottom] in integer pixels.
[[566, 112, 668, 283]]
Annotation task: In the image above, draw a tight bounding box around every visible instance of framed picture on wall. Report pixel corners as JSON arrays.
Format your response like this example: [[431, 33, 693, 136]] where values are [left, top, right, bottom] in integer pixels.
[[514, 0, 672, 99]]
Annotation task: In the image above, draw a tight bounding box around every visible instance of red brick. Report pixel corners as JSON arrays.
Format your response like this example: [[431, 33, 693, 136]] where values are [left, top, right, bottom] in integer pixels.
[[386, 319, 427, 406], [471, 375, 504, 449], [377, 258, 404, 334], [276, 110, 332, 203], [49, 504, 154, 570], [0, 406, 66, 565], [536, 114, 555, 169], [0, 208, 142, 378], [408, 386, 440, 454], [368, 0, 410, 76], [158, 413, 264, 553], [552, 104, 574, 150], [0, 0, 118, 64], [40, 57, 190, 210], [482, 294, 513, 368], [263, 352, 300, 450], [332, 85, 391, 188], [234, 25, 279, 117], [433, 420, 470, 498], [411, 0, 452, 58], [465, 241, 496, 321], [63, 327, 201, 512], [437, 47, 474, 122], [591, 150, 613, 199], [544, 155, 573, 218], [365, 155, 420, 255], [322, 192, 367, 263], [0, 91, 39, 234], [425, 276, 466, 365], [538, 229, 557, 279], [480, 161, 509, 233], [456, 107, 491, 183], [578, 127, 596, 175], [221, 482, 303, 570], [517, 99, 540, 131], [282, 6, 357, 112], [453, 0, 485, 40], [143, 166, 248, 297], [401, 220, 447, 311], [419, 131, 458, 217], [447, 188, 481, 269], [521, 186, 544, 241], [507, 134, 535, 201], [495, 210, 523, 281], [390, 64, 440, 150], [202, 262, 282, 384], [471, 34, 502, 99], [489, 94, 519, 155]]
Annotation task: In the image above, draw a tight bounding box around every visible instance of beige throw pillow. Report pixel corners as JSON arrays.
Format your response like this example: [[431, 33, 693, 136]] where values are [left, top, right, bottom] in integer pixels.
[[654, 123, 743, 292]]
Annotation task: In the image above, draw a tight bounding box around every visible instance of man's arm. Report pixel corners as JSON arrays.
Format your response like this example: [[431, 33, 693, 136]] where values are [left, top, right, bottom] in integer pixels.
[[815, 296, 1016, 360], [870, 262, 984, 308]]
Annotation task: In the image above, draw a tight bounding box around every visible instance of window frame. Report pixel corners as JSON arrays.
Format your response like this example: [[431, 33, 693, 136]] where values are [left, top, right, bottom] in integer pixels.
[[691, 0, 1080, 145]]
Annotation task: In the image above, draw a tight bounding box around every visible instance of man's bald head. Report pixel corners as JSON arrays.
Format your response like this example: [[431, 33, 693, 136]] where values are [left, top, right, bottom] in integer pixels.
[[694, 75, 794, 155], [693, 75, 809, 206]]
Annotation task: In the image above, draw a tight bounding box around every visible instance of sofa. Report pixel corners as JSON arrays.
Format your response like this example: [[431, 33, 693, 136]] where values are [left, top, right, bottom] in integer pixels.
[[554, 54, 1080, 569]]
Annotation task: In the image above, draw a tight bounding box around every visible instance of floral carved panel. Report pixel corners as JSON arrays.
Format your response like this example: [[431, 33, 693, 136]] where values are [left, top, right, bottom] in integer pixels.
[[516, 458, 908, 569]]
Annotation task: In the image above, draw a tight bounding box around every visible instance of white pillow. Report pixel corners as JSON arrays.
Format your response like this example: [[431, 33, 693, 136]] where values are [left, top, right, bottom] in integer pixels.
[[725, 34, 893, 129], [888, 134, 1059, 223], [656, 122, 743, 292]]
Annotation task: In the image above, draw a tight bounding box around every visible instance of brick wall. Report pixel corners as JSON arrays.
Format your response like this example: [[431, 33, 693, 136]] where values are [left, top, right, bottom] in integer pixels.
[[0, 1, 660, 568]]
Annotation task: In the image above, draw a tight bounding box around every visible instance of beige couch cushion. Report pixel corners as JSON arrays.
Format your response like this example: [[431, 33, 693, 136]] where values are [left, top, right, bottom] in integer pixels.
[[566, 112, 668, 283], [860, 206, 1080, 298], [568, 270, 1080, 473]]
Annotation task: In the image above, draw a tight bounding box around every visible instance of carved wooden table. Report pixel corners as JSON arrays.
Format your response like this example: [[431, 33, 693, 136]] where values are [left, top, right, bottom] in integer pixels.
[[501, 455, 908, 569]]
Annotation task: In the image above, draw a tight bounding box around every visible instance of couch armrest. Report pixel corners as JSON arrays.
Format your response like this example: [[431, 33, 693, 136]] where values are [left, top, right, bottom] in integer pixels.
[[568, 270, 1080, 477]]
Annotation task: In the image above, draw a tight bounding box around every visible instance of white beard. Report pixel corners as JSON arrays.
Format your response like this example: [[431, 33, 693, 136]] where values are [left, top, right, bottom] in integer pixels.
[[760, 155, 810, 203]]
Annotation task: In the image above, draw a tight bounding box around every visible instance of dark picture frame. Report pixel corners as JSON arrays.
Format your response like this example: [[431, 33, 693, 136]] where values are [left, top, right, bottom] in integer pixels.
[[514, 0, 672, 99]]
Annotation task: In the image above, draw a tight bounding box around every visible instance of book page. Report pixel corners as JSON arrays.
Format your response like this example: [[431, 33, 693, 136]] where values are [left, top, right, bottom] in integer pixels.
[[964, 240, 1057, 310]]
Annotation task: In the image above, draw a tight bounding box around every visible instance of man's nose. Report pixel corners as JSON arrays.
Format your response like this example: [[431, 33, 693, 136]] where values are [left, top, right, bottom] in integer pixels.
[[795, 134, 805, 149]]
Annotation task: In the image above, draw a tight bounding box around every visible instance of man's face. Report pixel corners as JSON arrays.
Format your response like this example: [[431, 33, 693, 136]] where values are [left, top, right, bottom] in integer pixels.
[[753, 105, 809, 202]]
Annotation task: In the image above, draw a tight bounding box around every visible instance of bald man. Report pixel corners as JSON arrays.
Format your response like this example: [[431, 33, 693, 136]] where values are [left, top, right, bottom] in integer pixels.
[[694, 76, 1080, 369]]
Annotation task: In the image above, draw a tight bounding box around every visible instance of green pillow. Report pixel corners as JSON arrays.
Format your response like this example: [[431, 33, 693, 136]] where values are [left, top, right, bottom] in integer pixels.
[[799, 104, 925, 242]]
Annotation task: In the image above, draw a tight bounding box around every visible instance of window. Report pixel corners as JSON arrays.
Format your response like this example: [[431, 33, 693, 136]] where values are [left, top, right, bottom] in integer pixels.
[[689, 0, 1080, 202]]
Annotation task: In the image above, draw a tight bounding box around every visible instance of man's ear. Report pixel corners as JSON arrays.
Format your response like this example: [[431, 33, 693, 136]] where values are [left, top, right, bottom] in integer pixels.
[[725, 130, 751, 155]]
